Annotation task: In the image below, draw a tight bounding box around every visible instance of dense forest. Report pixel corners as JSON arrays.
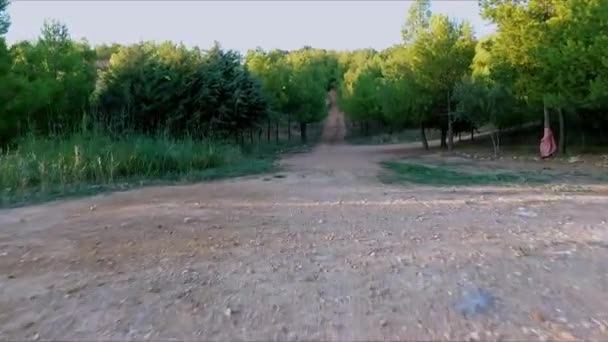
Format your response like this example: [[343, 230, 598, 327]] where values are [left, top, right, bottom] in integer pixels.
[[0, 0, 607, 198]]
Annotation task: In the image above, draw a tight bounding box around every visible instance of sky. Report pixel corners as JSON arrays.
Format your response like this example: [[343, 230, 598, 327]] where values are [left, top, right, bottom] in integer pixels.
[[6, 1, 494, 53]]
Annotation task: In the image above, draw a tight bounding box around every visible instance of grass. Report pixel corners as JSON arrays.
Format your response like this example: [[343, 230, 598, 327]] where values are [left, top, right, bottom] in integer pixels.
[[381, 161, 551, 186], [0, 133, 289, 208]]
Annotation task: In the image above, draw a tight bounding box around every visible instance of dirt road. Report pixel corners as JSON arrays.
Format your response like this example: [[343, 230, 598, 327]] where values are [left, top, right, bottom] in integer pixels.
[[1, 95, 608, 341]]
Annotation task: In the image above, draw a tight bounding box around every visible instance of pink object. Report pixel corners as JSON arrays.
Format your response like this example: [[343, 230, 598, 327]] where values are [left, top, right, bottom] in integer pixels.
[[540, 128, 557, 159]]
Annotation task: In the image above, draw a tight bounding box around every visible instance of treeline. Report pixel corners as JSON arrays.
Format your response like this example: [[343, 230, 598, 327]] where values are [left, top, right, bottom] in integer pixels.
[[2, 0, 608, 157], [337, 0, 608, 155], [0, 9, 336, 146]]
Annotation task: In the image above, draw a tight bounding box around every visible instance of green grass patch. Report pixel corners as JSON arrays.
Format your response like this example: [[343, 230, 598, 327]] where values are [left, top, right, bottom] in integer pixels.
[[381, 161, 550, 186], [0, 133, 285, 208]]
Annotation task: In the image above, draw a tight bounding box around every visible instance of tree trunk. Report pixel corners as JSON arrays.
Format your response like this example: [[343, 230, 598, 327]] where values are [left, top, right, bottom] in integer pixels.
[[275, 121, 279, 144], [497, 129, 500, 155], [300, 122, 308, 143], [490, 132, 497, 158], [543, 103, 550, 129], [267, 119, 271, 142], [250, 128, 254, 144], [420, 122, 429, 150], [287, 114, 291, 141], [258, 129, 263, 143], [440, 126, 447, 149], [236, 130, 243, 145], [558, 107, 565, 155], [471, 127, 474, 141], [447, 91, 454, 151]]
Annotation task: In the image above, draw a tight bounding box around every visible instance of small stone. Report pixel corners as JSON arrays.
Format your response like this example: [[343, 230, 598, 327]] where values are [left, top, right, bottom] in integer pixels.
[[120, 222, 129, 228], [556, 331, 576, 341], [183, 217, 194, 224], [531, 309, 545, 323], [89, 205, 97, 211], [66, 284, 87, 295], [22, 322, 35, 329], [380, 319, 388, 327], [516, 208, 538, 218], [302, 274, 316, 282], [224, 308, 232, 316], [468, 331, 480, 341], [32, 333, 40, 341], [148, 286, 161, 294]]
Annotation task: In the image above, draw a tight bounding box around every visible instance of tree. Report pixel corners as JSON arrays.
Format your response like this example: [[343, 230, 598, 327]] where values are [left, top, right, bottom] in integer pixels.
[[96, 41, 267, 139], [453, 76, 515, 156], [342, 63, 383, 134], [8, 20, 96, 137], [481, 0, 608, 155], [380, 47, 433, 148], [402, 0, 431, 44], [245, 49, 290, 141], [0, 0, 16, 144], [0, 0, 9, 36], [410, 15, 476, 150], [283, 58, 327, 143]]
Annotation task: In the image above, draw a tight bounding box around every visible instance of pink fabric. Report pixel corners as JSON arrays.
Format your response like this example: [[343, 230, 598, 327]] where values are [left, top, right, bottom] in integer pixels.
[[540, 128, 557, 159]]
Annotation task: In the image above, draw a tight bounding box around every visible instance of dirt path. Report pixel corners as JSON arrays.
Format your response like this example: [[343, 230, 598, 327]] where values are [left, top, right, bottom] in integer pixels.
[[1, 97, 608, 341]]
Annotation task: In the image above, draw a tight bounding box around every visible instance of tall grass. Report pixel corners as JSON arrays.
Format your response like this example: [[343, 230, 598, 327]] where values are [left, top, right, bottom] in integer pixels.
[[0, 133, 271, 206]]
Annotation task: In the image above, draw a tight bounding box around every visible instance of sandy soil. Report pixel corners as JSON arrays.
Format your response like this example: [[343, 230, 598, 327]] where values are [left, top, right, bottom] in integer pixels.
[[1, 94, 608, 341]]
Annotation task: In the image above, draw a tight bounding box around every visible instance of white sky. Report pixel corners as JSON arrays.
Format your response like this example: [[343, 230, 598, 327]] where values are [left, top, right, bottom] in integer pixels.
[[6, 1, 495, 52]]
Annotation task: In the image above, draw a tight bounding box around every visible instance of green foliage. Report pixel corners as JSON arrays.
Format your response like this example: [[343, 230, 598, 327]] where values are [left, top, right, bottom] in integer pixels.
[[96, 42, 268, 138], [410, 15, 476, 110], [337, 14, 475, 145], [95, 43, 121, 62], [246, 47, 338, 142], [6, 20, 97, 140], [338, 0, 608, 154], [452, 76, 516, 129], [0, 133, 275, 207], [402, 0, 431, 44], [0, 38, 20, 145]]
